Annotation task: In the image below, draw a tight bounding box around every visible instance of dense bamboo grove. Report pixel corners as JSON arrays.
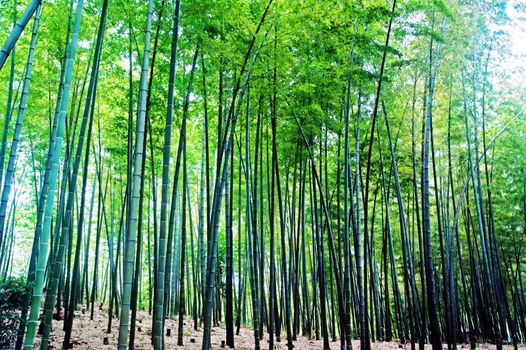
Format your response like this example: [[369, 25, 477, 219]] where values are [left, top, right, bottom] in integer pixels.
[[0, 0, 525, 349]]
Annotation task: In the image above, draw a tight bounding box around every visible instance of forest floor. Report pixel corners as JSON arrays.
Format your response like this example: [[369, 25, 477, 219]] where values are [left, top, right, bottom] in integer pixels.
[[35, 307, 524, 349]]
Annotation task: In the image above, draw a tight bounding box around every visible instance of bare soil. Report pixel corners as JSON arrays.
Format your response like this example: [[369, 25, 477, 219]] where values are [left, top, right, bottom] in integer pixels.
[[34, 307, 524, 349]]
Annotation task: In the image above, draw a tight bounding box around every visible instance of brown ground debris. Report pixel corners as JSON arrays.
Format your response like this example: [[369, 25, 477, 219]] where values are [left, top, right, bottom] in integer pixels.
[[33, 307, 524, 350]]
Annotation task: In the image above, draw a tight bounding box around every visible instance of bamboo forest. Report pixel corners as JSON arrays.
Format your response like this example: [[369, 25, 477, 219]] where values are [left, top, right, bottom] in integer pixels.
[[0, 0, 525, 349]]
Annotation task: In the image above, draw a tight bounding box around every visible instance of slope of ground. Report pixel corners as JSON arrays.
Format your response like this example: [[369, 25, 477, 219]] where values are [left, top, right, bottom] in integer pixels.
[[34, 307, 524, 349]]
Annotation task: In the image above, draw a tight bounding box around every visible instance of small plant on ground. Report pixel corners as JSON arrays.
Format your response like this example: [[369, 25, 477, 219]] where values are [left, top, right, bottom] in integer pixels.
[[0, 277, 32, 349]]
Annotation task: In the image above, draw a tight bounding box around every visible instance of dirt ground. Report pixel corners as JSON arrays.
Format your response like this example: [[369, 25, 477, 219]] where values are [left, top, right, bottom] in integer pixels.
[[34, 307, 524, 349]]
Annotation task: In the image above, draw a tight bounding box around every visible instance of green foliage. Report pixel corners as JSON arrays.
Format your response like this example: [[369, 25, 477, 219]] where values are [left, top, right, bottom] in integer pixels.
[[0, 277, 32, 347], [0, 0, 525, 346]]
